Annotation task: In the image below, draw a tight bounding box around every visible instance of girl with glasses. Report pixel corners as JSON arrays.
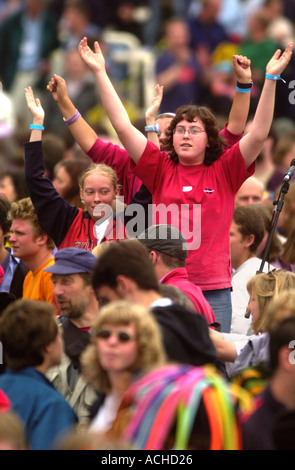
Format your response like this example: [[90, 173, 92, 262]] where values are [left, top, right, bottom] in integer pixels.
[[77, 37, 293, 334]]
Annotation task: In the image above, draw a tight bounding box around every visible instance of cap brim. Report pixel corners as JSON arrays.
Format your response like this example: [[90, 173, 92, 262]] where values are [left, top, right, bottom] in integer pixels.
[[43, 265, 91, 275]]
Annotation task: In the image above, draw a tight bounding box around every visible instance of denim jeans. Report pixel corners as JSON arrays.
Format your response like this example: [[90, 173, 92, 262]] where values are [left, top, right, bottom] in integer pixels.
[[203, 288, 232, 333]]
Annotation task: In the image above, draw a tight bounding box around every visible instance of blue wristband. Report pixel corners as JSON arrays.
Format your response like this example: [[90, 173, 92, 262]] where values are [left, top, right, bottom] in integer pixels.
[[265, 73, 286, 83], [30, 124, 44, 131], [236, 86, 251, 93]]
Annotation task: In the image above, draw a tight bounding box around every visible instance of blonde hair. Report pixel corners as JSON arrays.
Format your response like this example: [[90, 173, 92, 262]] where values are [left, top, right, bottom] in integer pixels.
[[81, 300, 166, 393], [79, 163, 118, 192], [261, 289, 295, 333], [247, 269, 295, 333], [10, 197, 55, 251], [92, 240, 113, 258], [0, 411, 27, 450]]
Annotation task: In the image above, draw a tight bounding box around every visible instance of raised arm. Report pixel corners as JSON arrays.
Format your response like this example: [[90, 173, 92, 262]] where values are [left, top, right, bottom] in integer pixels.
[[78, 37, 147, 164], [24, 87, 78, 246], [239, 42, 293, 169], [25, 86, 45, 143], [145, 84, 163, 148], [47, 74, 98, 154], [226, 54, 252, 136]]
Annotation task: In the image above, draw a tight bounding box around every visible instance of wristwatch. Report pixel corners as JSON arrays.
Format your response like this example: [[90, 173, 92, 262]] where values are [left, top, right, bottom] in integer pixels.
[[145, 123, 160, 133]]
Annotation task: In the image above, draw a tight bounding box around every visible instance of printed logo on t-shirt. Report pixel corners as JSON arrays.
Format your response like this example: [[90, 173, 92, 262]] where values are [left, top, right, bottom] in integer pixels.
[[203, 188, 214, 194]]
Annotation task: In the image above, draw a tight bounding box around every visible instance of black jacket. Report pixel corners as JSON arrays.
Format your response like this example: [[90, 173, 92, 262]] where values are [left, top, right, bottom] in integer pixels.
[[151, 303, 217, 367]]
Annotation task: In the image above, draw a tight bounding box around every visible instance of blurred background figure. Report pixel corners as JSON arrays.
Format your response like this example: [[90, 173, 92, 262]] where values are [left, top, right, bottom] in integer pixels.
[[0, 169, 29, 203], [0, 0, 22, 25], [57, 0, 101, 51], [0, 0, 60, 131], [276, 181, 295, 240], [187, 0, 230, 70], [44, 47, 99, 137], [52, 156, 92, 209], [235, 176, 265, 206], [239, 9, 279, 89], [155, 17, 201, 113], [261, 0, 295, 49], [107, 0, 151, 44], [0, 80, 16, 139]]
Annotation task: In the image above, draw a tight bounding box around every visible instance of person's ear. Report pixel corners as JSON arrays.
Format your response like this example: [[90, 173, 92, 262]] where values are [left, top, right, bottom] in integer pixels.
[[116, 274, 134, 297], [80, 188, 84, 204], [36, 233, 48, 246], [244, 233, 255, 249], [279, 344, 295, 372], [149, 250, 158, 264]]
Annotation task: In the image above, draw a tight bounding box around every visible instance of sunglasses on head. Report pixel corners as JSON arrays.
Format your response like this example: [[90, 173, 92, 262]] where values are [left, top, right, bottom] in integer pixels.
[[96, 328, 135, 343]]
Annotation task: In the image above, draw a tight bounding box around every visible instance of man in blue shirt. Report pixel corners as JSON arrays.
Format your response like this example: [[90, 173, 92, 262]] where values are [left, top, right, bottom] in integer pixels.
[[0, 196, 29, 299], [0, 299, 77, 450]]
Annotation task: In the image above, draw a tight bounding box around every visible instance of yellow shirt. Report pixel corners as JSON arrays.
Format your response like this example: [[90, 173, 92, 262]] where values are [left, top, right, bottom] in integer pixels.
[[22, 257, 55, 303]]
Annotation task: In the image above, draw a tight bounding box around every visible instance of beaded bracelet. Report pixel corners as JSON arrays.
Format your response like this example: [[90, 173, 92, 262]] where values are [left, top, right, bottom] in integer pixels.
[[63, 109, 81, 125], [30, 124, 44, 131]]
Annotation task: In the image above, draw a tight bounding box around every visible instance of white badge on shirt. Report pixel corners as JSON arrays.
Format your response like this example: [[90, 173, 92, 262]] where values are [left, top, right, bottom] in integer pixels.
[[183, 186, 193, 192]]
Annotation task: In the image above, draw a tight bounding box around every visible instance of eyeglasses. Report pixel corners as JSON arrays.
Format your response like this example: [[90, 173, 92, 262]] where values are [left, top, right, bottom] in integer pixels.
[[95, 328, 135, 343], [173, 126, 205, 136]]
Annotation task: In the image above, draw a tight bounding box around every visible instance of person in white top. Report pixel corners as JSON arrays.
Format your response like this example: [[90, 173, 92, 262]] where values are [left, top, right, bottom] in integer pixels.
[[230, 204, 275, 335]]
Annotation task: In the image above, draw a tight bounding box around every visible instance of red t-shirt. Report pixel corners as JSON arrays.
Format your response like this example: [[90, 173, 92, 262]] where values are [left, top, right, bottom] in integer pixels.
[[160, 267, 216, 323], [130, 140, 255, 290]]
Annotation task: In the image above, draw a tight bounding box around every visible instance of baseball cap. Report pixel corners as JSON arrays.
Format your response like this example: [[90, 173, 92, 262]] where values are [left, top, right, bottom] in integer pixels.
[[43, 247, 97, 275], [138, 224, 188, 261]]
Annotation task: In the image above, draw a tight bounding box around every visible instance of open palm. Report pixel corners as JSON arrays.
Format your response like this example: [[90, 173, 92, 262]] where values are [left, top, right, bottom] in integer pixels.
[[266, 42, 293, 76], [78, 37, 105, 73], [25, 86, 45, 121]]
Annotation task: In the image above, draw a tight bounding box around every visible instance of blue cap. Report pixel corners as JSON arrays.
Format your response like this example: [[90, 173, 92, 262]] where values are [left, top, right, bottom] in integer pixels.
[[44, 247, 97, 275]]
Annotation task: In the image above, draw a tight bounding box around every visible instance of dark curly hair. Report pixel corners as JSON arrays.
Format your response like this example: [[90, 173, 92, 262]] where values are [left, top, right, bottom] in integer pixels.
[[161, 105, 229, 165]]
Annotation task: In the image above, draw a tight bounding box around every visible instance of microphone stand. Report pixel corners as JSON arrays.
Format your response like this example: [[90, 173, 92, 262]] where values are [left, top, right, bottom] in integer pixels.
[[245, 178, 290, 318], [258, 178, 290, 273]]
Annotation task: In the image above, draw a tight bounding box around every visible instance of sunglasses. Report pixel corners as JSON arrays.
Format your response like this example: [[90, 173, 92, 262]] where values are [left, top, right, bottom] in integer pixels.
[[96, 329, 135, 343]]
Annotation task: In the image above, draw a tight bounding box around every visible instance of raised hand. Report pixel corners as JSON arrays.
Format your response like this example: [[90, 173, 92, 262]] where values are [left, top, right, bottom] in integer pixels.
[[232, 55, 252, 83], [145, 84, 163, 123], [78, 37, 105, 73], [47, 74, 68, 104], [266, 42, 293, 76], [25, 86, 45, 123]]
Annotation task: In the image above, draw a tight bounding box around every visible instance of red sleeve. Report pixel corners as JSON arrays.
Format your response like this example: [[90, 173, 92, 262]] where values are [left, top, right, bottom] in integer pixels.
[[87, 138, 142, 204], [87, 137, 131, 178], [129, 140, 173, 193], [220, 121, 244, 147]]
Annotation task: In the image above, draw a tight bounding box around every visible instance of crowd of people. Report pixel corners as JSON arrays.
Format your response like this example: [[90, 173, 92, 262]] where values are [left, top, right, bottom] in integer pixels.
[[1, 0, 295, 451]]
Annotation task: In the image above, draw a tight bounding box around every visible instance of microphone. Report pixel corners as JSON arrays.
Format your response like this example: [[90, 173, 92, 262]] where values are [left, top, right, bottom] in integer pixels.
[[283, 158, 295, 182]]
